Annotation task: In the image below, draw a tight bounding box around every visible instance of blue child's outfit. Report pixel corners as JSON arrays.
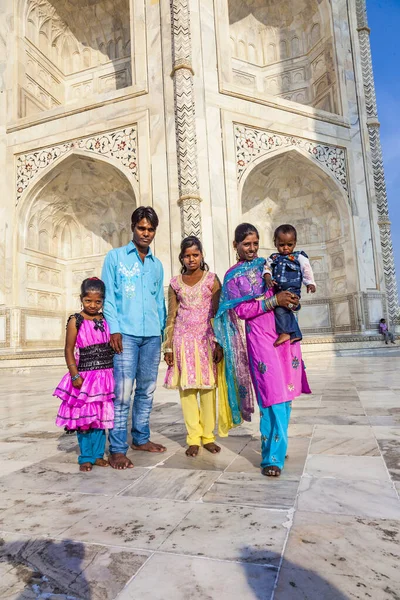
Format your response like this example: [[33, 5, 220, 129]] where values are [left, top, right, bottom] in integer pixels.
[[264, 251, 315, 341]]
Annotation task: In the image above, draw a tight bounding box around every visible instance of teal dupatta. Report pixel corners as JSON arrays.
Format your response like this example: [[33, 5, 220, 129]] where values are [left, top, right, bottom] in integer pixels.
[[214, 257, 266, 423]]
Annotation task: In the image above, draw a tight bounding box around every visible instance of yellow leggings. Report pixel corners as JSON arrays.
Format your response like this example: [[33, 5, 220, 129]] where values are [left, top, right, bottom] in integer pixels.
[[180, 388, 216, 446]]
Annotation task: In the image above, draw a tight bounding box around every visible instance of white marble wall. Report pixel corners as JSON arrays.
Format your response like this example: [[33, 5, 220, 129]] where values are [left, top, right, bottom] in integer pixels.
[[0, 0, 391, 356]]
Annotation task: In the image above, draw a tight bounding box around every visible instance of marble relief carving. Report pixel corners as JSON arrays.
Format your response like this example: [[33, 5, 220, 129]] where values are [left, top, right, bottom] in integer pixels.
[[356, 0, 399, 323], [227, 0, 339, 114], [20, 0, 132, 118], [170, 0, 202, 238], [234, 124, 348, 194], [16, 126, 138, 205]]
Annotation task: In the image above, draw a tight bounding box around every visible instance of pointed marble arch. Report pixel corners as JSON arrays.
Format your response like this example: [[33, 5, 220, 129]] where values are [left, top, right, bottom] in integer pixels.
[[234, 124, 349, 198], [16, 126, 139, 207]]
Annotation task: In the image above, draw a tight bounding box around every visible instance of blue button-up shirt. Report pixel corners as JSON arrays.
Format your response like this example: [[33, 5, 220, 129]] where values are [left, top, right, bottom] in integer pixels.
[[101, 242, 166, 337]]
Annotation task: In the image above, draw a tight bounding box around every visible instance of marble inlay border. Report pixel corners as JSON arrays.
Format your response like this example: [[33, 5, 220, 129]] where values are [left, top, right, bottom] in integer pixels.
[[234, 124, 348, 195], [16, 126, 138, 205], [0, 309, 11, 349]]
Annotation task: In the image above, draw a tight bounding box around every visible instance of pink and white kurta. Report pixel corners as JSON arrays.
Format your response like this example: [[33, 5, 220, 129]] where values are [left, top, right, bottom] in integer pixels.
[[164, 271, 220, 390]]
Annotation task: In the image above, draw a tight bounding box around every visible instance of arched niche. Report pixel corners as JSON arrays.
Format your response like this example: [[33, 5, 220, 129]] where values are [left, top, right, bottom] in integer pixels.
[[240, 150, 358, 333], [19, 0, 132, 118], [228, 0, 339, 114], [19, 154, 136, 315]]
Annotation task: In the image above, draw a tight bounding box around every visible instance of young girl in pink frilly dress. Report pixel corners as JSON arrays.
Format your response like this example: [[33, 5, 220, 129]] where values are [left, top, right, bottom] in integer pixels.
[[54, 277, 114, 472]]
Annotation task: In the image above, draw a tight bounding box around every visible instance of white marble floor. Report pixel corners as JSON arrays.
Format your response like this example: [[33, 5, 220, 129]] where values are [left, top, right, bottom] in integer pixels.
[[1, 350, 400, 599]]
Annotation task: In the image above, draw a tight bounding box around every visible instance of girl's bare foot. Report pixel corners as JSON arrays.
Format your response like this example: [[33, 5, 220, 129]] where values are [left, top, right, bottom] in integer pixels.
[[262, 465, 281, 477], [274, 333, 290, 347], [186, 445, 200, 457], [203, 442, 221, 454], [131, 441, 166, 453], [79, 462, 92, 472], [109, 453, 134, 470], [94, 458, 109, 467]]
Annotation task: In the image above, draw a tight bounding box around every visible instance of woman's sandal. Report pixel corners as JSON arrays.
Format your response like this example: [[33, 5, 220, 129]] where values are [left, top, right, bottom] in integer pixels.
[[262, 465, 281, 477]]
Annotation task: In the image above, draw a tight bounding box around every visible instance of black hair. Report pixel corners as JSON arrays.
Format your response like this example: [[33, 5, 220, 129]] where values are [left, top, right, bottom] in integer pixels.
[[273, 224, 297, 244], [234, 223, 259, 243], [179, 236, 209, 274], [131, 206, 159, 229], [380, 318, 386, 323], [80, 277, 106, 299]]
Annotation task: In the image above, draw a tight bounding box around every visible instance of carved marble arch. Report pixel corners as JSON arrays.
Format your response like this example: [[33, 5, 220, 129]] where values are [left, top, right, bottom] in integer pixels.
[[18, 0, 132, 118], [19, 154, 136, 312], [227, 0, 340, 115], [240, 149, 357, 303]]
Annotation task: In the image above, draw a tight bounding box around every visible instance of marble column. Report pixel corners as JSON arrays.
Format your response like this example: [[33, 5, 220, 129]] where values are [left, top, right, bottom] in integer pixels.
[[356, 0, 399, 323], [170, 0, 202, 238]]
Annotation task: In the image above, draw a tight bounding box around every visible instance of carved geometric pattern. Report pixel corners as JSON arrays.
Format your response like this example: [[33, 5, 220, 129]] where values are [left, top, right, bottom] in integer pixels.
[[356, 0, 399, 323], [170, 0, 202, 238], [16, 126, 138, 205], [180, 198, 202, 238], [234, 124, 348, 195]]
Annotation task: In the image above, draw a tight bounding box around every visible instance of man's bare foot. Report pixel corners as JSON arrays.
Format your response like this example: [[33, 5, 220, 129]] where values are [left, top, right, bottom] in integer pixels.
[[79, 462, 92, 472], [203, 442, 221, 454], [274, 333, 290, 347], [131, 441, 166, 453], [94, 458, 109, 467], [186, 445, 200, 457], [262, 465, 281, 477], [290, 337, 302, 344], [109, 453, 134, 470]]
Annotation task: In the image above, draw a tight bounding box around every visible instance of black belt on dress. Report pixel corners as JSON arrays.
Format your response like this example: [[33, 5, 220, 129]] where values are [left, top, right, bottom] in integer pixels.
[[78, 343, 114, 371]]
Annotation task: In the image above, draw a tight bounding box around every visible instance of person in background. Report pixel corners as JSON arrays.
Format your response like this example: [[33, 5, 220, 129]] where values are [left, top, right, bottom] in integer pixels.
[[379, 318, 396, 345]]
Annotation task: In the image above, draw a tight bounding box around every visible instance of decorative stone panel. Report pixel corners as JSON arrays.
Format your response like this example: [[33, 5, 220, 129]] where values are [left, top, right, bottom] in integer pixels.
[[234, 124, 348, 195], [16, 126, 138, 205]]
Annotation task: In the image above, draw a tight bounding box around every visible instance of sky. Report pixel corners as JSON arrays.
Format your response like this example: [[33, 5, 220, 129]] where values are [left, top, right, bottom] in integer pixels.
[[368, 0, 400, 289]]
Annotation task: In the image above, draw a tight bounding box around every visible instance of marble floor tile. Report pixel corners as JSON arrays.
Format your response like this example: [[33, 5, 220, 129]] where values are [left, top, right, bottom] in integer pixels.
[[121, 467, 219, 501], [282, 511, 400, 581], [274, 567, 394, 600], [0, 533, 150, 600], [297, 477, 400, 519], [309, 424, 380, 456], [0, 460, 35, 477], [376, 438, 400, 480], [117, 553, 277, 600], [372, 426, 400, 440], [202, 472, 299, 509], [369, 415, 400, 426], [158, 503, 288, 564], [159, 440, 243, 472], [0, 492, 109, 536], [304, 455, 390, 481], [317, 401, 365, 416], [287, 424, 314, 437], [225, 437, 309, 480], [62, 496, 192, 550]]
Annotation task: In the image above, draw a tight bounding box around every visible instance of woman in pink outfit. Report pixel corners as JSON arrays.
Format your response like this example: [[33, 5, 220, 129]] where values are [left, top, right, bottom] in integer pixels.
[[215, 223, 311, 477], [54, 277, 114, 471]]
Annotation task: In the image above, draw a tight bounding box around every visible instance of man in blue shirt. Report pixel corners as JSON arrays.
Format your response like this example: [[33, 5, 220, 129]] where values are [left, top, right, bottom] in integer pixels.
[[102, 206, 167, 469]]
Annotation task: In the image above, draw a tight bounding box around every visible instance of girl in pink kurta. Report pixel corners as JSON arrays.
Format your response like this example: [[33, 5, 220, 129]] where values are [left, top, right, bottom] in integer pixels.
[[164, 236, 223, 457], [54, 277, 114, 472]]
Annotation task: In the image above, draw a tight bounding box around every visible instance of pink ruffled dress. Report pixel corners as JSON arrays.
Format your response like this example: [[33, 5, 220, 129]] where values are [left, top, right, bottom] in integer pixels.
[[54, 315, 114, 431]]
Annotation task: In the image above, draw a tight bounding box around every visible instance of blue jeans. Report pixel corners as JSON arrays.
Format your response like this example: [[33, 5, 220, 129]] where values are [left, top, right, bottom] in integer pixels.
[[109, 334, 161, 454], [77, 429, 106, 465]]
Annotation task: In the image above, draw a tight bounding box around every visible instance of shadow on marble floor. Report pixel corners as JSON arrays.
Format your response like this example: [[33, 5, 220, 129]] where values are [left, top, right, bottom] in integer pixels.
[[239, 549, 349, 600], [0, 538, 91, 599]]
